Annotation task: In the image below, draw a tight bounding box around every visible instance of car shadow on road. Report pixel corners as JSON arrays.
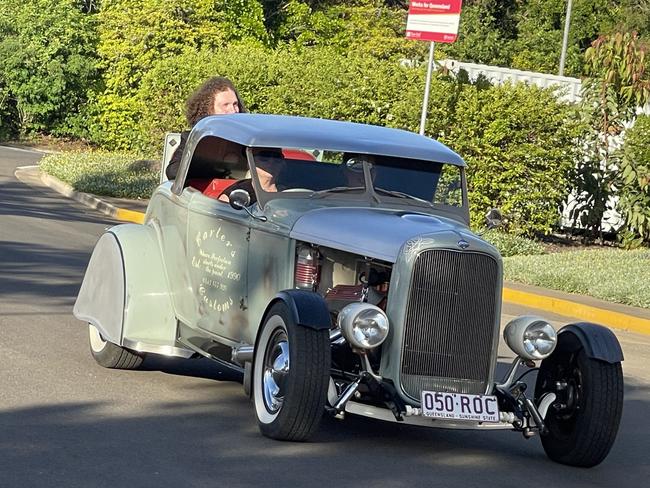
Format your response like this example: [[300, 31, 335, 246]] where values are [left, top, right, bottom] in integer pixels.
[[141, 354, 244, 383]]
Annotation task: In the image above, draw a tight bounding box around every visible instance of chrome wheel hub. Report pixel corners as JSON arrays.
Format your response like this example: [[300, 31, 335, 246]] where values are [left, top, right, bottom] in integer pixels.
[[262, 330, 290, 414]]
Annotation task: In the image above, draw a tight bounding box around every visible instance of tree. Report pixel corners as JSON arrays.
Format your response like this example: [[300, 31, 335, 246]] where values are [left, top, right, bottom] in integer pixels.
[[267, 0, 423, 60], [618, 115, 650, 246], [570, 32, 650, 242], [511, 0, 619, 77], [0, 0, 98, 137]]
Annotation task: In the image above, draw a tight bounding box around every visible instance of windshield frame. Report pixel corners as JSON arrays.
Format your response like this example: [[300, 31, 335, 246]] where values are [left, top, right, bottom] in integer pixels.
[[246, 147, 469, 223]]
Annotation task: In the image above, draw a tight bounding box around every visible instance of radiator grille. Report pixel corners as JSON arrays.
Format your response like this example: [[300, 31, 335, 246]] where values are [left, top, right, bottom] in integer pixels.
[[400, 250, 498, 399]]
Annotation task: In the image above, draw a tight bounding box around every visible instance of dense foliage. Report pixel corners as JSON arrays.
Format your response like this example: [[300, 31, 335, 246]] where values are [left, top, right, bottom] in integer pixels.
[[442, 0, 649, 77], [619, 114, 650, 245], [0, 0, 98, 137], [91, 0, 268, 149], [3, 0, 648, 241], [444, 82, 577, 235], [570, 32, 650, 242]]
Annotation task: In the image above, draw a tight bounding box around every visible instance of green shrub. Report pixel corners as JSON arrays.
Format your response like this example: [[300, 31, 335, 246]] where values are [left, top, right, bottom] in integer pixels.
[[618, 114, 650, 245], [482, 230, 546, 257], [93, 0, 268, 149], [108, 43, 577, 237], [569, 32, 649, 242], [40, 151, 157, 199], [444, 82, 578, 237], [96, 0, 250, 94], [135, 44, 465, 152]]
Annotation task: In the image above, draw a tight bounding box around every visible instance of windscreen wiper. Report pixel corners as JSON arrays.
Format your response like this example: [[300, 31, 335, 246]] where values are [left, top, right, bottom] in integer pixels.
[[309, 186, 365, 199], [373, 187, 435, 208]]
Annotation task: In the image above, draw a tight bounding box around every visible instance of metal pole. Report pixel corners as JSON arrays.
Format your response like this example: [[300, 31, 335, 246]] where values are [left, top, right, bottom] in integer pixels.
[[419, 41, 436, 135], [559, 0, 573, 76]]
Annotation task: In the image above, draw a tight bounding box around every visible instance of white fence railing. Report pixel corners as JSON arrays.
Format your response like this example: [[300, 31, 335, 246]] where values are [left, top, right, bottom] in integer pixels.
[[437, 59, 583, 102]]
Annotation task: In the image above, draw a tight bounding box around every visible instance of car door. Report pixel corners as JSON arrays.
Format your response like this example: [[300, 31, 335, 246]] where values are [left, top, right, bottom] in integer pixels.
[[186, 191, 250, 342]]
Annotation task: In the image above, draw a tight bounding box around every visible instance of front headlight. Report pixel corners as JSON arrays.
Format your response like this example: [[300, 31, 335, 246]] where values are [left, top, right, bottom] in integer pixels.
[[504, 316, 557, 360], [337, 303, 389, 350]]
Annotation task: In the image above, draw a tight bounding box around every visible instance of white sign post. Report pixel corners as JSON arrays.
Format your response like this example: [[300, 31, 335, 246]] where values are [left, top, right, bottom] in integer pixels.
[[406, 1, 463, 135]]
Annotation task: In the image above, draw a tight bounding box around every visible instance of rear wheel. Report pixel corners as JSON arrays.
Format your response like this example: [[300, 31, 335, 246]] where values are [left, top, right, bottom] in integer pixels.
[[253, 302, 330, 441], [536, 346, 623, 467], [88, 324, 145, 369]]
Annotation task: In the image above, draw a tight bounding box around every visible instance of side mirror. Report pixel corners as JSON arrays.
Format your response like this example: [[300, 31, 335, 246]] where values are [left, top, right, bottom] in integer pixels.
[[485, 208, 503, 230], [229, 189, 251, 210]]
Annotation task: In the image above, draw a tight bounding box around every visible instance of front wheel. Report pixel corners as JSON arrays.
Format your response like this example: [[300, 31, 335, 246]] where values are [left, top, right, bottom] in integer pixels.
[[536, 347, 623, 467], [88, 324, 145, 369], [253, 302, 330, 441]]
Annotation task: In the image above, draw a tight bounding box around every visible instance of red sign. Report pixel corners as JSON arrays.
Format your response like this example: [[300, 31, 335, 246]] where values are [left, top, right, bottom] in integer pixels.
[[405, 1, 463, 43]]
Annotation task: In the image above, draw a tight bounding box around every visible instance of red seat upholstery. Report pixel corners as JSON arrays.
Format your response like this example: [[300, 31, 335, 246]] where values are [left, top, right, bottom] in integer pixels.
[[203, 178, 236, 199], [186, 179, 211, 192], [282, 149, 316, 161]]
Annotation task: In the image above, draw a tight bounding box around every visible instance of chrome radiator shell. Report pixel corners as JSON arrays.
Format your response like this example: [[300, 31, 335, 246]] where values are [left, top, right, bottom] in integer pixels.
[[381, 247, 502, 403]]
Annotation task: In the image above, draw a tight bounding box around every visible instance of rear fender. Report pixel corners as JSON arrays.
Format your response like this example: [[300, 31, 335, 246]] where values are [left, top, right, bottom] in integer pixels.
[[74, 231, 126, 344], [74, 224, 181, 353]]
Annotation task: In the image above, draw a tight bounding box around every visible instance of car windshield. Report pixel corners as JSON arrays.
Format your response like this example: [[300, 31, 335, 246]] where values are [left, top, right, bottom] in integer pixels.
[[252, 149, 464, 208]]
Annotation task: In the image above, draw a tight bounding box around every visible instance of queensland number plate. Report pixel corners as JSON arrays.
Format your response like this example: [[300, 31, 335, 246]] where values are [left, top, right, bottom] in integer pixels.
[[421, 391, 500, 423]]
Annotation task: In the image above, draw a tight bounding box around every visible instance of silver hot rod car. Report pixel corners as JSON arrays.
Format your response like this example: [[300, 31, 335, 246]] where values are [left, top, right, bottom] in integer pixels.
[[74, 114, 624, 467]]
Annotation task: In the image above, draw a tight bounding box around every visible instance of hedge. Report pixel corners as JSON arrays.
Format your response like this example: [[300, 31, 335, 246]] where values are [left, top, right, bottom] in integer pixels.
[[124, 44, 576, 236]]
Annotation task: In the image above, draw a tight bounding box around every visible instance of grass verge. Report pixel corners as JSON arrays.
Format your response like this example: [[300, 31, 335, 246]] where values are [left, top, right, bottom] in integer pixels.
[[40, 151, 158, 199], [504, 248, 650, 309]]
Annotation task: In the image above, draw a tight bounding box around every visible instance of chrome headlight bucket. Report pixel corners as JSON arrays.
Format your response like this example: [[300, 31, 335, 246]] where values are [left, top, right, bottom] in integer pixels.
[[337, 303, 389, 350], [504, 316, 557, 360]]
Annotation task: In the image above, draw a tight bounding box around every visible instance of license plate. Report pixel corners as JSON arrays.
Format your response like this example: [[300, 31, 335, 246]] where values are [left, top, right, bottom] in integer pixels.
[[421, 390, 500, 423]]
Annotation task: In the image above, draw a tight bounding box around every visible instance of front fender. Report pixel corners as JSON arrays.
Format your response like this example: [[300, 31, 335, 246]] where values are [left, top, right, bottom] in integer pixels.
[[557, 322, 624, 363], [74, 224, 179, 352], [265, 290, 331, 331]]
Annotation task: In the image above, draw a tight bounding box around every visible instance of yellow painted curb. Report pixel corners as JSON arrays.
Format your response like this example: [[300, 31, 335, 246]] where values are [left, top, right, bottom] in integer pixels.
[[503, 287, 650, 335], [115, 208, 145, 224]]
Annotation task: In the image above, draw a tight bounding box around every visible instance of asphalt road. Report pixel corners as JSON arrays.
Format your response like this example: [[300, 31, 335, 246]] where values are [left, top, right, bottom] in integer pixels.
[[1, 145, 648, 488]]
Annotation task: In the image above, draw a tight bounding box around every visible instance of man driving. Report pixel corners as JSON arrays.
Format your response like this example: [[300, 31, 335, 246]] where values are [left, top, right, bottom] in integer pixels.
[[218, 148, 284, 204]]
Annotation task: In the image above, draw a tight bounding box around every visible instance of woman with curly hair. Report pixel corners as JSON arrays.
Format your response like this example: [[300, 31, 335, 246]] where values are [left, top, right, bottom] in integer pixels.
[[166, 76, 247, 180]]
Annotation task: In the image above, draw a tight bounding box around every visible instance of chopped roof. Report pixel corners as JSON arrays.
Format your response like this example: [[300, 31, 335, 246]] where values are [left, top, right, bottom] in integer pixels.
[[190, 113, 465, 166]]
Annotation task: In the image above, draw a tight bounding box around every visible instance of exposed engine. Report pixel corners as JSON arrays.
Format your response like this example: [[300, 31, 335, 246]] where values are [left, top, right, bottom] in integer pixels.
[[294, 243, 391, 316], [294, 243, 393, 381]]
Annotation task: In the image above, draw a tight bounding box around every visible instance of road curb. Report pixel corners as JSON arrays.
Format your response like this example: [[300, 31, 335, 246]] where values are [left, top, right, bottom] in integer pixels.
[[502, 287, 650, 336], [17, 166, 649, 336], [36, 168, 145, 224]]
